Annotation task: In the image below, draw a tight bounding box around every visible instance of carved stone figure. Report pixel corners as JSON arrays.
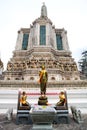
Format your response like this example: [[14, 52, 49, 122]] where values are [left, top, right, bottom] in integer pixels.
[[70, 106, 83, 123], [71, 63, 77, 71], [6, 108, 13, 121], [7, 62, 13, 71]]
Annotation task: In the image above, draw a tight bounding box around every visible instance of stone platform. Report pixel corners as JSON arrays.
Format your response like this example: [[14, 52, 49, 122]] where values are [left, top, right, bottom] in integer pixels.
[[30, 106, 56, 130]]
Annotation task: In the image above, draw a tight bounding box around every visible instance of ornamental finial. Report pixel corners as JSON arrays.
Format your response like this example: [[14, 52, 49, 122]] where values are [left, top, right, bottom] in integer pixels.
[[41, 2, 47, 17]]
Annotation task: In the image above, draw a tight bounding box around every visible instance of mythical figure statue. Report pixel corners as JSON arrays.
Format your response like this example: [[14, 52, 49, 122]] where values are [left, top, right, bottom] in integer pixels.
[[70, 106, 83, 123]]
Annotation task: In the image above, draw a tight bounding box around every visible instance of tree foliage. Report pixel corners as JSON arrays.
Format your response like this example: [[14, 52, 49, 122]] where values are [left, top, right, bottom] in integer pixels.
[[78, 51, 87, 78]]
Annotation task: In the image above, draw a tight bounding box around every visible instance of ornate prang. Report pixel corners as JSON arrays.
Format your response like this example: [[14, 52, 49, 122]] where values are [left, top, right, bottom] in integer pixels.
[[4, 4, 80, 81]]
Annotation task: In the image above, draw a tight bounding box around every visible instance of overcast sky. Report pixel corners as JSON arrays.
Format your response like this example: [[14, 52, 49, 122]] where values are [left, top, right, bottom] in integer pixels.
[[0, 0, 87, 70]]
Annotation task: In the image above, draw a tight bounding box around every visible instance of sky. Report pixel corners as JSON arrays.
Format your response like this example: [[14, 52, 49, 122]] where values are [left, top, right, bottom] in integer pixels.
[[0, 0, 87, 70]]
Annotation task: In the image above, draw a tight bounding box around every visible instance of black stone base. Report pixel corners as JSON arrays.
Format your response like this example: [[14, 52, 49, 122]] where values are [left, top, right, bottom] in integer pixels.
[[16, 110, 33, 125], [38, 96, 48, 105]]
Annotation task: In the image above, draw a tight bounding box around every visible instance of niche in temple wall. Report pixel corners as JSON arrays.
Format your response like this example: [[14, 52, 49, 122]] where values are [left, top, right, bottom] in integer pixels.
[[40, 25, 46, 45], [22, 33, 29, 50], [56, 34, 63, 50]]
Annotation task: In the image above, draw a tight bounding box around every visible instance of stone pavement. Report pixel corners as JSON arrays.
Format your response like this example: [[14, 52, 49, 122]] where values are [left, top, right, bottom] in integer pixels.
[[0, 88, 87, 114], [0, 114, 87, 130]]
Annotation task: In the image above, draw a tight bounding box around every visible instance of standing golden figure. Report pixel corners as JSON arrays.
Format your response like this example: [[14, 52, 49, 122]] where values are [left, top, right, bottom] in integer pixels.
[[39, 65, 48, 97]]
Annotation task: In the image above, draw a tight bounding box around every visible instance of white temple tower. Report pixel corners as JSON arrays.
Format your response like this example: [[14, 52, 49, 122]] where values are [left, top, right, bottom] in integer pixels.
[[4, 3, 80, 81]]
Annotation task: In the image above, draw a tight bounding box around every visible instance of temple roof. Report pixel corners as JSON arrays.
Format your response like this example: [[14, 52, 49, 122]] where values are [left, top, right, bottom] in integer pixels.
[[32, 3, 52, 25]]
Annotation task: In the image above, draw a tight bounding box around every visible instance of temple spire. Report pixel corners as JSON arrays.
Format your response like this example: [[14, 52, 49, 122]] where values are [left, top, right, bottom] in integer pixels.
[[41, 2, 47, 17]]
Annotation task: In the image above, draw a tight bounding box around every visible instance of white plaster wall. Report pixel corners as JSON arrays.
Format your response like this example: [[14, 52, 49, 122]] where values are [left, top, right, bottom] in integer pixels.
[[24, 75, 39, 81], [15, 31, 23, 50], [46, 23, 56, 49], [56, 74, 62, 81], [46, 23, 50, 46], [28, 27, 33, 49], [48, 74, 62, 82], [28, 23, 40, 48], [35, 23, 40, 46], [61, 30, 70, 51], [52, 27, 57, 49]]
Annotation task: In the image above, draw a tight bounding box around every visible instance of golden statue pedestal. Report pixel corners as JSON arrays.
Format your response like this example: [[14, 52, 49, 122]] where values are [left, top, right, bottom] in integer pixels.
[[38, 96, 48, 105]]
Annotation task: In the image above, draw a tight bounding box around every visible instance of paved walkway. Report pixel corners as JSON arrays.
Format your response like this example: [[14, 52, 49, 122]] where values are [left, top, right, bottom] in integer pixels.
[[0, 114, 87, 130]]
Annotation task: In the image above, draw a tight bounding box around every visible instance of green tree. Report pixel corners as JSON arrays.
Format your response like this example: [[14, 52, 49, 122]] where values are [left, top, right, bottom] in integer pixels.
[[78, 51, 87, 79]]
